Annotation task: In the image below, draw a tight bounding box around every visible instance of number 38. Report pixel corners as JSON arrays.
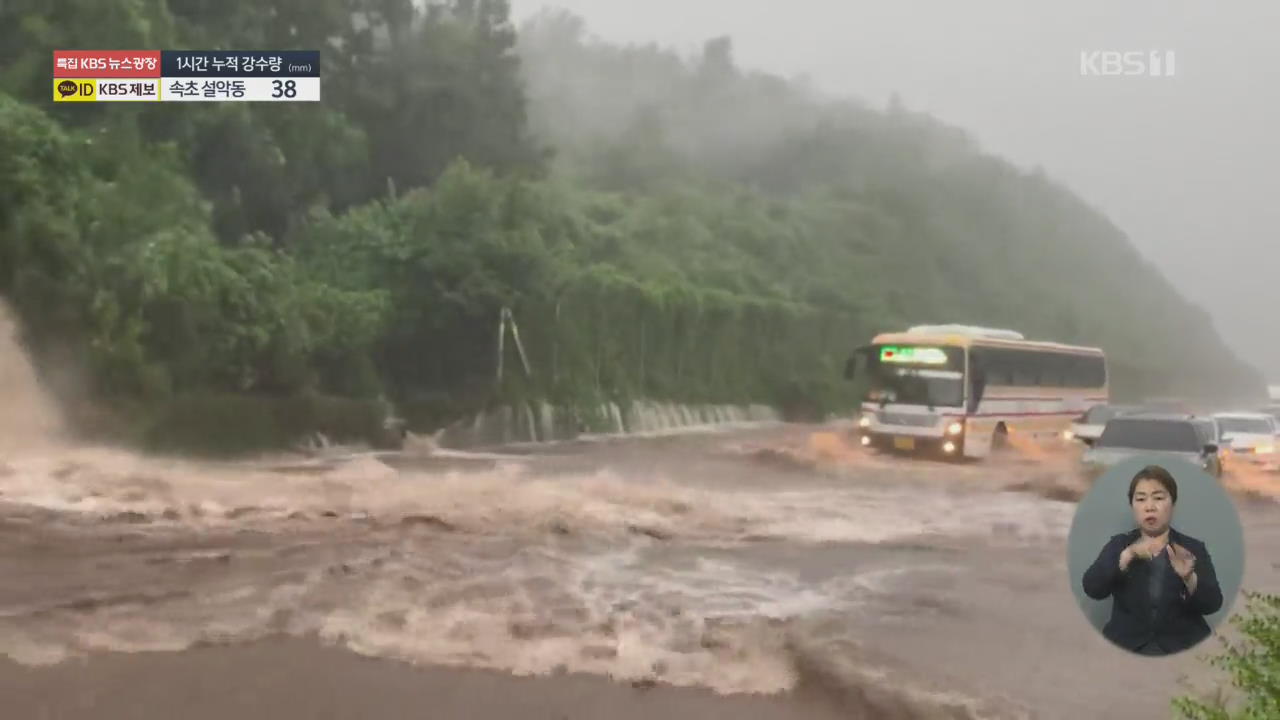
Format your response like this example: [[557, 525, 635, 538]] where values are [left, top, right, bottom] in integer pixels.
[[271, 79, 297, 99]]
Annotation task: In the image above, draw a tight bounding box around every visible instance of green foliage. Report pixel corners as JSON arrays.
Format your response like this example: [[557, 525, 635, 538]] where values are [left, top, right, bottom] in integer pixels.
[[291, 160, 848, 410], [2, 0, 541, 246], [0, 91, 390, 407], [0, 0, 178, 112], [1174, 592, 1280, 719]]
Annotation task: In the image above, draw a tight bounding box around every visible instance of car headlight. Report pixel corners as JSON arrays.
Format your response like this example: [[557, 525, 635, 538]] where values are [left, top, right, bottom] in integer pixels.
[[1259, 445, 1275, 454], [1063, 430, 1075, 440], [946, 422, 963, 436], [858, 415, 872, 428]]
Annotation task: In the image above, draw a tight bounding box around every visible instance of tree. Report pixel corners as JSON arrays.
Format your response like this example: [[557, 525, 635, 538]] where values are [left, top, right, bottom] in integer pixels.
[[1175, 592, 1280, 719]]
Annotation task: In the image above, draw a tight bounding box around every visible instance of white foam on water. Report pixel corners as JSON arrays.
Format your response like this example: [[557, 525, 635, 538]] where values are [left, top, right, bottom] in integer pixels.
[[0, 434, 1078, 556], [0, 301, 1051, 715], [0, 535, 855, 693], [0, 524, 1031, 720], [0, 449, 1074, 549]]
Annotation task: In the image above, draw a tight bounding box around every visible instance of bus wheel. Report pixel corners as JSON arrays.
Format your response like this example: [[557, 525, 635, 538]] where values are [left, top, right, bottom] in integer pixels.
[[991, 424, 1011, 454]]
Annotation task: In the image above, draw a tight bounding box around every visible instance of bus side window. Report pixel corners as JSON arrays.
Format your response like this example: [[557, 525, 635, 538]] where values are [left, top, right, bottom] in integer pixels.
[[1063, 356, 1085, 388], [984, 350, 1013, 387], [1001, 350, 1019, 386], [1073, 355, 1087, 387], [1040, 353, 1065, 388], [1066, 355, 1103, 389], [1084, 356, 1106, 388], [1062, 354, 1080, 387], [1012, 350, 1039, 386]]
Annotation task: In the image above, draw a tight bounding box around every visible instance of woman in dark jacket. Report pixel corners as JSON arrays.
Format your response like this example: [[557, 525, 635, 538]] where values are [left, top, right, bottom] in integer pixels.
[[1082, 465, 1223, 656]]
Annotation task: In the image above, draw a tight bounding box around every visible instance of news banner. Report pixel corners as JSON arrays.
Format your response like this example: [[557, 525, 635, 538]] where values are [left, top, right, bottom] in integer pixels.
[[53, 50, 319, 102]]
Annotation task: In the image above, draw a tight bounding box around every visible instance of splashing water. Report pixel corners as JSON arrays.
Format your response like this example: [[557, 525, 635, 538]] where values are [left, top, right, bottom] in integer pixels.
[[0, 448, 1074, 545], [0, 301, 65, 453], [0, 299, 1068, 717], [0, 437, 1072, 718], [1222, 465, 1280, 504]]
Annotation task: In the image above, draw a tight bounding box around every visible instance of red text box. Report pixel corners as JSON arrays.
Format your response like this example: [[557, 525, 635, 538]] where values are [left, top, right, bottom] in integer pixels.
[[54, 51, 161, 77]]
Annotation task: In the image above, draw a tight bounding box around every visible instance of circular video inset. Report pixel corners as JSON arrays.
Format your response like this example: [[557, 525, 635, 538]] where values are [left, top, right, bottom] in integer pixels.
[[1066, 456, 1245, 657]]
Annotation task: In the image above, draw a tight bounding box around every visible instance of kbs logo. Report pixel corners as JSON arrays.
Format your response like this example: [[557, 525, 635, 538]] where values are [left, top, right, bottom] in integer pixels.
[[1079, 50, 1176, 77], [53, 78, 97, 101]]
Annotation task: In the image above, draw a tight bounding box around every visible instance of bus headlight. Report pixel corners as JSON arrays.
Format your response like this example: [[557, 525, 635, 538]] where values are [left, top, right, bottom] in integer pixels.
[[946, 422, 963, 436]]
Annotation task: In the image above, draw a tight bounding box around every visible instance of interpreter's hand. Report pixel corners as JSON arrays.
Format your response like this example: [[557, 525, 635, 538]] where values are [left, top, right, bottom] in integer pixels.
[[1129, 536, 1167, 561], [1120, 536, 1166, 571], [1167, 543, 1197, 580]]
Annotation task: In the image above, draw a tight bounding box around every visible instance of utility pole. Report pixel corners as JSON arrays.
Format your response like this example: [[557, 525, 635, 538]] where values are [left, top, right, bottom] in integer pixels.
[[496, 306, 506, 382], [506, 307, 532, 379], [496, 307, 532, 383]]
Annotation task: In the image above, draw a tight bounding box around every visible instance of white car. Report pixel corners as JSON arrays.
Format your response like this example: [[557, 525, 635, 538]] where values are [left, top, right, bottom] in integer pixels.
[[1068, 404, 1142, 446], [1213, 412, 1280, 469]]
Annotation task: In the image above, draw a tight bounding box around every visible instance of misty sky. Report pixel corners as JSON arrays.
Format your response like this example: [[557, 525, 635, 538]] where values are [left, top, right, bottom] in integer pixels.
[[510, 0, 1280, 383]]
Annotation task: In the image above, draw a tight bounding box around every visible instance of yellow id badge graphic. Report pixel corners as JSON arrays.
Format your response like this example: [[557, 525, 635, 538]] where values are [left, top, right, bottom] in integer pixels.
[[54, 78, 97, 102]]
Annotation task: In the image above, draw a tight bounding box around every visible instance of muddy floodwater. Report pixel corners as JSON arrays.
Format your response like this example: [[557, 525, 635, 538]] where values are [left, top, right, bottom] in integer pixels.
[[2, 423, 1278, 720]]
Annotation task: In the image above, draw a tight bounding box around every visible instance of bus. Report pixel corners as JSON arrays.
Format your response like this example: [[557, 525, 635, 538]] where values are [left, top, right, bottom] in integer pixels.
[[843, 324, 1108, 459]]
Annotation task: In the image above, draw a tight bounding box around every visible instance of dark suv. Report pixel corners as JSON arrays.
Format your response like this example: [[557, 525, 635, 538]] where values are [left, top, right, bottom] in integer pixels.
[[1080, 413, 1223, 479]]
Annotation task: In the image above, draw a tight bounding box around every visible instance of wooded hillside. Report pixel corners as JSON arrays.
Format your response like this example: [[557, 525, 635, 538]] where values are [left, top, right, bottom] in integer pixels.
[[0, 1, 1262, 450]]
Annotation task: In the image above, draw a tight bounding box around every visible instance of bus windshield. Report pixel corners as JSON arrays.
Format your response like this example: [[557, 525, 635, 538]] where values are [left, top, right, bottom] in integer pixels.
[[866, 345, 965, 408]]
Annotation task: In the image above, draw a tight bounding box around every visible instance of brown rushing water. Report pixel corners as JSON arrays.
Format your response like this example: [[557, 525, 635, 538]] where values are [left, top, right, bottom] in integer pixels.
[[3, 313, 1280, 718]]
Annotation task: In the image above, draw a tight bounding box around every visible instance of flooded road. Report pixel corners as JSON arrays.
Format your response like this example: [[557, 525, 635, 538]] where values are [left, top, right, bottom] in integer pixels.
[[3, 425, 1279, 719]]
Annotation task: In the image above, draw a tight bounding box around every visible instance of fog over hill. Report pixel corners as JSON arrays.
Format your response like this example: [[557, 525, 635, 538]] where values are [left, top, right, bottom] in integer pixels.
[[509, 7, 1266, 404], [512, 0, 1280, 394]]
